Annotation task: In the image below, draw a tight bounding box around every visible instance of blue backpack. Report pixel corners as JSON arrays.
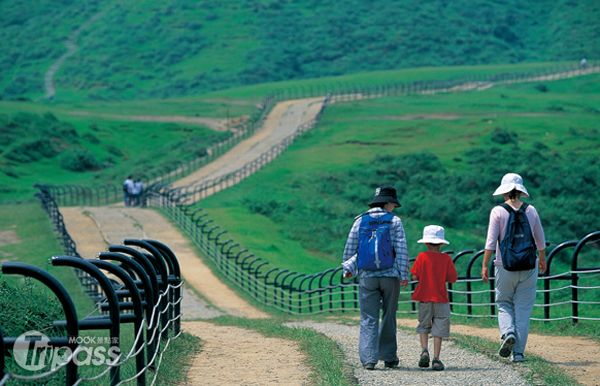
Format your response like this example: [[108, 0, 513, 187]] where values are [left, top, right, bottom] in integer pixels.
[[499, 203, 537, 271], [357, 212, 395, 271]]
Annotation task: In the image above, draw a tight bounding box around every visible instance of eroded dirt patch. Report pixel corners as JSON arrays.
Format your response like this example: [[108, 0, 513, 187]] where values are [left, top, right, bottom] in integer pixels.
[[183, 321, 310, 386], [0, 230, 20, 246]]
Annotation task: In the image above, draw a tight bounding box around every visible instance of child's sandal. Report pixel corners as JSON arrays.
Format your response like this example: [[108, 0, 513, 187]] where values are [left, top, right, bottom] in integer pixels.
[[418, 350, 430, 368], [432, 359, 445, 371]]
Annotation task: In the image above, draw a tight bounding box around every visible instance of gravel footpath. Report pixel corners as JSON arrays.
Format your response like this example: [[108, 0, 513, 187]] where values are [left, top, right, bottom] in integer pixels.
[[287, 321, 528, 386]]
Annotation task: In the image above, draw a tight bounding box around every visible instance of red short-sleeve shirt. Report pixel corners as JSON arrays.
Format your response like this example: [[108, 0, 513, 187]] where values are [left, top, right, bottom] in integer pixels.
[[410, 251, 458, 303]]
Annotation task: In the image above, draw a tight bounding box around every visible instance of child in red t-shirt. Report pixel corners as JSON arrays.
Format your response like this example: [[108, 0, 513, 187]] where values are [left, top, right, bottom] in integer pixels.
[[410, 225, 458, 371]]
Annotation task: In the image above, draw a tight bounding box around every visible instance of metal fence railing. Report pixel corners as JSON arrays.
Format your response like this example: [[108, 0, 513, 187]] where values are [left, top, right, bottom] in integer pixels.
[[160, 201, 600, 321], [0, 238, 183, 386]]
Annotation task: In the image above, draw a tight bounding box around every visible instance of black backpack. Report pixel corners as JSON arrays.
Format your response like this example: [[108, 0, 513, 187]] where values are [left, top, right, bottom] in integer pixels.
[[499, 203, 537, 271]]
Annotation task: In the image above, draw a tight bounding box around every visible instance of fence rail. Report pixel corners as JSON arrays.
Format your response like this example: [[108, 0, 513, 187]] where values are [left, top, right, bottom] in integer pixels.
[[0, 238, 182, 386], [159, 201, 600, 321]]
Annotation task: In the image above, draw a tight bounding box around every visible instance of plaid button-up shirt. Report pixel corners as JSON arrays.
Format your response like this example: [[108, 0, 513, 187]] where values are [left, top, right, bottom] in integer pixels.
[[342, 207, 409, 280]]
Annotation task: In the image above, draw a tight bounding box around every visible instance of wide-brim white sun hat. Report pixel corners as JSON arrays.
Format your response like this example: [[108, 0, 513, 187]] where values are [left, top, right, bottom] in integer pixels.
[[417, 225, 449, 245], [492, 173, 529, 197]]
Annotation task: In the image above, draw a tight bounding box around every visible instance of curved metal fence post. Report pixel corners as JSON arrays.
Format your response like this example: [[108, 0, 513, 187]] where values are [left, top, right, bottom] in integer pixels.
[[570, 231, 600, 324], [1, 262, 79, 385], [545, 240, 578, 322], [466, 250, 485, 317], [450, 250, 475, 312], [100, 250, 158, 371], [262, 268, 280, 307], [91, 260, 146, 386], [143, 240, 182, 334], [328, 267, 343, 312], [273, 270, 290, 309], [51, 256, 121, 385], [123, 240, 170, 341], [489, 261, 496, 316]]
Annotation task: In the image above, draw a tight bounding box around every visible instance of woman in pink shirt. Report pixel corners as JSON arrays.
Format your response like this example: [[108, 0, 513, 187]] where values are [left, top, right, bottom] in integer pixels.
[[481, 173, 547, 363]]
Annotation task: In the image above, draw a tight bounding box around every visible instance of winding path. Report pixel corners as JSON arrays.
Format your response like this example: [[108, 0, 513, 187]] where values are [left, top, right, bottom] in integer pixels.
[[58, 70, 600, 385], [43, 10, 106, 100]]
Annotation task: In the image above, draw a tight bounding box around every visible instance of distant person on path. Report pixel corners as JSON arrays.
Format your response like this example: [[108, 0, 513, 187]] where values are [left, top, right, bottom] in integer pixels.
[[580, 57, 588, 69], [481, 173, 546, 363], [342, 186, 409, 370], [131, 178, 144, 207], [410, 225, 457, 371], [123, 175, 133, 206]]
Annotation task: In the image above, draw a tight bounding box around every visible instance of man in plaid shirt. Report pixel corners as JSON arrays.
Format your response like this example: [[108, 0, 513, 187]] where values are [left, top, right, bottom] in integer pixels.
[[342, 186, 409, 370]]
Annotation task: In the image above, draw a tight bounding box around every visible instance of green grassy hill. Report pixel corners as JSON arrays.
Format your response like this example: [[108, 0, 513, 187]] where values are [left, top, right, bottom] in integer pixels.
[[195, 72, 600, 273], [1, 0, 598, 101]]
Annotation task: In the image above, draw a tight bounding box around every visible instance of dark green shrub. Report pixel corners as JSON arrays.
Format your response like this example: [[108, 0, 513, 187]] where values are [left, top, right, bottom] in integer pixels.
[[82, 132, 100, 144], [491, 127, 518, 145], [59, 149, 101, 172], [4, 140, 60, 163]]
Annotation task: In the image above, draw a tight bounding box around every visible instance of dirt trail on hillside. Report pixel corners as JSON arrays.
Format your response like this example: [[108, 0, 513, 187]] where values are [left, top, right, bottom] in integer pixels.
[[44, 10, 106, 100], [61, 206, 266, 319], [67, 110, 232, 132], [171, 97, 325, 189]]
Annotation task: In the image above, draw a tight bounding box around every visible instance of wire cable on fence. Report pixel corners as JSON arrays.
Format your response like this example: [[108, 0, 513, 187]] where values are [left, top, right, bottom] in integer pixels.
[[0, 278, 183, 386]]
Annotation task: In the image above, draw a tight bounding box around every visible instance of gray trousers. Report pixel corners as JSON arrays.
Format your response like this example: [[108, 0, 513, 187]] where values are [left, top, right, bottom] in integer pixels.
[[495, 266, 538, 355], [358, 276, 400, 365]]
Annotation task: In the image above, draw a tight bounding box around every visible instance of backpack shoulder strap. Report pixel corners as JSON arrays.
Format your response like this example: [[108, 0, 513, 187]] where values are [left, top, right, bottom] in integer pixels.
[[354, 211, 371, 222], [499, 203, 514, 213], [382, 212, 394, 222]]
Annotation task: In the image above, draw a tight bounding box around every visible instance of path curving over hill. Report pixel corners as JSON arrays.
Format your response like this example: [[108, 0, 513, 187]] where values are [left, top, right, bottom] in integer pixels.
[[171, 97, 325, 189], [56, 70, 600, 385]]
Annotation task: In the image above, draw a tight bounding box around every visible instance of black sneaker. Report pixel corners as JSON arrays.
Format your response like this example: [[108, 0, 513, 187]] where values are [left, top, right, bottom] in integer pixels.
[[363, 363, 376, 370], [418, 350, 430, 368], [499, 333, 516, 358], [384, 360, 399, 368]]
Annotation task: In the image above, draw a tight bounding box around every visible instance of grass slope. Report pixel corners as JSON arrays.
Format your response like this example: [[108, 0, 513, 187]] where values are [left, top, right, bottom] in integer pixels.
[[1, 0, 598, 100], [196, 73, 600, 274], [0, 107, 231, 202]]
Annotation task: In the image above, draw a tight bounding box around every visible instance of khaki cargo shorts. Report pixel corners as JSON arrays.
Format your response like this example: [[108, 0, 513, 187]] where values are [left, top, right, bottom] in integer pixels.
[[416, 302, 451, 338]]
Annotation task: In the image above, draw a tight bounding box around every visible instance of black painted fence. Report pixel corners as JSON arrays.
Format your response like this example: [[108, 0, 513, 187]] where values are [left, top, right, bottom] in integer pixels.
[[0, 238, 182, 386]]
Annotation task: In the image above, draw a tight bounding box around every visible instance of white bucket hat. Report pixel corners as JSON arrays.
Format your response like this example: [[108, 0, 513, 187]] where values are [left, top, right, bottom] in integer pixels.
[[417, 225, 449, 245], [492, 173, 529, 197]]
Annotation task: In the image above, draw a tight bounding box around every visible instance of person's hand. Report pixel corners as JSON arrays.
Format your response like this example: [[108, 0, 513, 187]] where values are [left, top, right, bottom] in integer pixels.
[[481, 266, 489, 283], [400, 280, 409, 287], [343, 271, 353, 279], [538, 257, 547, 274]]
